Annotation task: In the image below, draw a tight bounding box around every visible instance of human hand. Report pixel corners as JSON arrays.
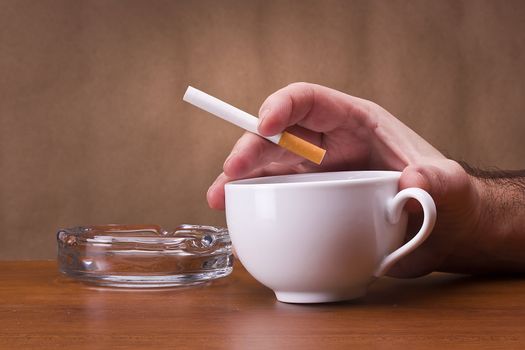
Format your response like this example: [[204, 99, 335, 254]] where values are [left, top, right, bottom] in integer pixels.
[[207, 82, 482, 277]]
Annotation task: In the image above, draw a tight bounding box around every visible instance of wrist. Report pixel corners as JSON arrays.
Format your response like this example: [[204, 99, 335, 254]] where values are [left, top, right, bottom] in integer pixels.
[[437, 172, 490, 273], [467, 175, 496, 259]]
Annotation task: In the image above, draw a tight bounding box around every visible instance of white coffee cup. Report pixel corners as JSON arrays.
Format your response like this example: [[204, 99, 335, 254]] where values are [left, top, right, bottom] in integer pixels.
[[225, 171, 436, 303]]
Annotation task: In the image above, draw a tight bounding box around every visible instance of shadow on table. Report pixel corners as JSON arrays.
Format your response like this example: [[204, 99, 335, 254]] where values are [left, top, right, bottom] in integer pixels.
[[275, 272, 525, 309]]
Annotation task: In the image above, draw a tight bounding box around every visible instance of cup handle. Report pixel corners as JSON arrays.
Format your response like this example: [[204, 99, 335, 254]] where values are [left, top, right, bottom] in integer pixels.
[[374, 188, 437, 277]]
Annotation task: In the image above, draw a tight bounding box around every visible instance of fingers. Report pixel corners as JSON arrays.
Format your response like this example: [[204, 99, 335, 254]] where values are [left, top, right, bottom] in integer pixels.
[[211, 82, 377, 210], [258, 83, 315, 135], [223, 131, 309, 179], [223, 82, 373, 181], [223, 132, 283, 178], [258, 82, 372, 136]]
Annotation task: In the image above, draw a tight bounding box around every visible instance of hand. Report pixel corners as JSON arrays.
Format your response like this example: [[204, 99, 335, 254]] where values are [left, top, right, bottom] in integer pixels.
[[207, 82, 482, 277]]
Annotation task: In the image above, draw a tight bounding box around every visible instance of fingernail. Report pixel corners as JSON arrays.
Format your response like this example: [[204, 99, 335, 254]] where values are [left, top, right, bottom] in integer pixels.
[[224, 151, 238, 168], [258, 107, 271, 129], [208, 174, 224, 199], [206, 186, 218, 209], [222, 152, 239, 170]]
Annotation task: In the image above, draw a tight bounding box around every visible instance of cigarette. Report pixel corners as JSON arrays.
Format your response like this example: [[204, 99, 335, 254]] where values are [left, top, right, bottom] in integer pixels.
[[183, 86, 326, 165]]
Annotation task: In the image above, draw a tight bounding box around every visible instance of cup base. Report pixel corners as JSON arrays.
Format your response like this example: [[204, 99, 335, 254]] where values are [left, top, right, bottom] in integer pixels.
[[275, 288, 367, 304]]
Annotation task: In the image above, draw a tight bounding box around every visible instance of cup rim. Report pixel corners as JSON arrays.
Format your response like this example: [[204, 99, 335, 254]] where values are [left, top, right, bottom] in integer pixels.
[[225, 170, 402, 188]]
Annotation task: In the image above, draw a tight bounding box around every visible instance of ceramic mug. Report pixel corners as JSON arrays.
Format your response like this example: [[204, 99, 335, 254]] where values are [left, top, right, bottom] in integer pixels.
[[225, 171, 436, 303]]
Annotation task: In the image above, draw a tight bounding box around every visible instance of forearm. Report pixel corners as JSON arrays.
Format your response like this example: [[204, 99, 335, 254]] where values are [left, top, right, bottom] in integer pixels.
[[441, 165, 525, 274]]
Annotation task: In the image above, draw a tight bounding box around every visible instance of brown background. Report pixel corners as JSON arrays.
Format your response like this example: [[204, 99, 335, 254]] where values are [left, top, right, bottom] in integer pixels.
[[1, 0, 524, 260]]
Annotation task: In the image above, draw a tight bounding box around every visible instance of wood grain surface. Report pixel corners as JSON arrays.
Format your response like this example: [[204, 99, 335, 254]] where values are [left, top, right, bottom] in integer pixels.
[[1, 261, 525, 349]]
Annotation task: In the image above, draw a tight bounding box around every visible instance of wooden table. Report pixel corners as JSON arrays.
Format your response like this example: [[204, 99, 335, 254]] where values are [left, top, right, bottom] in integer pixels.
[[1, 261, 525, 349]]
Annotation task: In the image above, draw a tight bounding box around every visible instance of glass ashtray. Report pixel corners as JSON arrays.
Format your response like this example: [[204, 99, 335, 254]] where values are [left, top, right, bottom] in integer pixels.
[[57, 224, 233, 288]]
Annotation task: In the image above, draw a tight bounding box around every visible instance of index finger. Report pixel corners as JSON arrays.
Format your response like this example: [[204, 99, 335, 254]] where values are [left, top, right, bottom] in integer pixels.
[[257, 82, 373, 137]]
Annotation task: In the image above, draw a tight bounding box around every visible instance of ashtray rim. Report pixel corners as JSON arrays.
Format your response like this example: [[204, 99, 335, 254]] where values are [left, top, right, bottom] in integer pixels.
[[57, 223, 229, 245]]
